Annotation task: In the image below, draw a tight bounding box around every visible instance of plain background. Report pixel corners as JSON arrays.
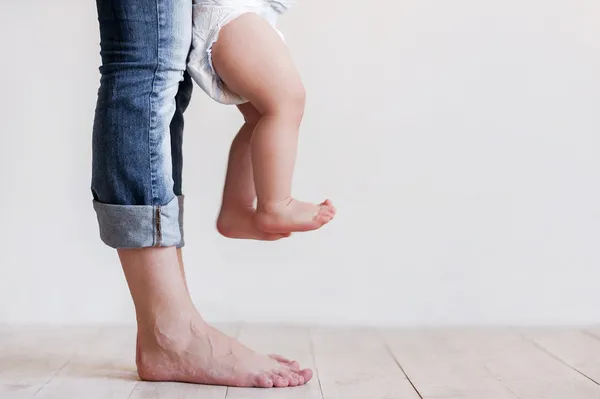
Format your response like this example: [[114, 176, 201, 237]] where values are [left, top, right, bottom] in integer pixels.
[[0, 1, 598, 326]]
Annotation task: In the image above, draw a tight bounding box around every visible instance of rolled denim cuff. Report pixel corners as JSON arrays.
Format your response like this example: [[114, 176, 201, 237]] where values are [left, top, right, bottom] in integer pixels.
[[93, 196, 185, 249]]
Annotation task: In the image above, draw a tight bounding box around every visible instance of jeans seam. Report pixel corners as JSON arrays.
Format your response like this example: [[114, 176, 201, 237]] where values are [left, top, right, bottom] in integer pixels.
[[149, 0, 161, 245], [155, 206, 162, 247]]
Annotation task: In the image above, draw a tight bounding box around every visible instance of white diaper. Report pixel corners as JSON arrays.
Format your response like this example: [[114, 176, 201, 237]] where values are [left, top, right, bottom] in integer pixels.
[[187, 0, 293, 105]]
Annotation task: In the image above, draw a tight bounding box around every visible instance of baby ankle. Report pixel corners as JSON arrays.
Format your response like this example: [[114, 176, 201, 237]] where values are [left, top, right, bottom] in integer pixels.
[[257, 197, 293, 214]]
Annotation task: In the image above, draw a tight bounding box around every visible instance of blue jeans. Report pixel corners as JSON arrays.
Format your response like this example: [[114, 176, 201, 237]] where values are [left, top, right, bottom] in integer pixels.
[[92, 0, 193, 248]]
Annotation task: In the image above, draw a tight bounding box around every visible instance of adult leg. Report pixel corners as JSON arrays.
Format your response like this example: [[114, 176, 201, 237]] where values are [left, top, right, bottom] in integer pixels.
[[120, 247, 309, 387], [212, 14, 336, 234], [92, 0, 308, 387]]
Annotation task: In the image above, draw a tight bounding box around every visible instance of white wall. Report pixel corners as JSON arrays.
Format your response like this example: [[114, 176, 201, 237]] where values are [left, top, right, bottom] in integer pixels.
[[0, 0, 599, 326]]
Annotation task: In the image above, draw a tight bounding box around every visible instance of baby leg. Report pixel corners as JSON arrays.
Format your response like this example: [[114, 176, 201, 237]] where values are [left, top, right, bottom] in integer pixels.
[[212, 13, 335, 234], [217, 103, 289, 240]]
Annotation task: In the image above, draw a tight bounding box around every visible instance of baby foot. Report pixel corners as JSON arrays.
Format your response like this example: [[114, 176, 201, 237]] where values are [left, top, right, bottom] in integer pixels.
[[217, 206, 290, 241], [254, 198, 336, 234]]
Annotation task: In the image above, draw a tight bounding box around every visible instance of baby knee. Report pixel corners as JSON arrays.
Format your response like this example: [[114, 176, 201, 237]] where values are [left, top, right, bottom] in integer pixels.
[[252, 83, 306, 123], [275, 85, 306, 122]]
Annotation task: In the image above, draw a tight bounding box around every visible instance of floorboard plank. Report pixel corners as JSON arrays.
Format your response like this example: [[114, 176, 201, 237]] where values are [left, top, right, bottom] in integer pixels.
[[225, 325, 323, 399], [386, 328, 600, 399], [478, 329, 600, 398], [0, 326, 98, 399], [383, 328, 519, 399], [521, 328, 600, 385], [311, 327, 419, 399], [32, 325, 138, 399], [130, 381, 228, 399], [586, 328, 600, 340]]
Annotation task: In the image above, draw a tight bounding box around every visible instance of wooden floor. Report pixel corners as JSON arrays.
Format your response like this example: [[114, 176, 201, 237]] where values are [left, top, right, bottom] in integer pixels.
[[1, 325, 600, 398]]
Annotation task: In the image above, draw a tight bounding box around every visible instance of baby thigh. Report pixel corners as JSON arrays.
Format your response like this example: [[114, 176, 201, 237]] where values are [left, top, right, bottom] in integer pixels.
[[211, 12, 305, 120]]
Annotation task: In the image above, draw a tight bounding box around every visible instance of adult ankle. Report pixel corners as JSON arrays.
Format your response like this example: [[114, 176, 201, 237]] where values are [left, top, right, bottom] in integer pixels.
[[138, 311, 206, 348]]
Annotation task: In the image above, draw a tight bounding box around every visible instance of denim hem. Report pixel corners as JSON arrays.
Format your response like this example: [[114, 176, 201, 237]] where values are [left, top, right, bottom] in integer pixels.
[[93, 196, 185, 249]]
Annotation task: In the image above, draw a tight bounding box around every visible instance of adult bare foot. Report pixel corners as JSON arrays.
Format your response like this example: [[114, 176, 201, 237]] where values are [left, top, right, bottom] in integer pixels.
[[217, 206, 291, 241], [137, 334, 299, 371], [136, 319, 312, 388], [254, 198, 336, 234]]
